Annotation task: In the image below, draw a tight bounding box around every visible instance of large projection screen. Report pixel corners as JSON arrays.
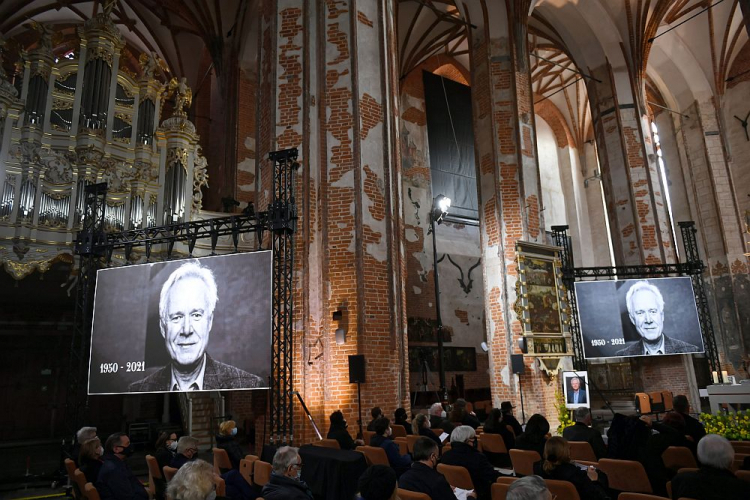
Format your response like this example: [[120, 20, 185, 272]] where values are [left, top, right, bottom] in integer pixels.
[[88, 251, 272, 395], [574, 277, 704, 359]]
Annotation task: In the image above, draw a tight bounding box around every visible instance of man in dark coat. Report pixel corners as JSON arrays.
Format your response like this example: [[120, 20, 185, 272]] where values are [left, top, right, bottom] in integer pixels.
[[95, 433, 148, 500], [672, 395, 706, 444], [428, 402, 454, 435], [261, 446, 314, 500], [399, 437, 461, 500], [169, 436, 199, 469], [499, 401, 523, 436], [672, 434, 747, 500], [370, 417, 412, 477], [440, 425, 504, 500], [562, 407, 607, 459], [326, 410, 363, 450]]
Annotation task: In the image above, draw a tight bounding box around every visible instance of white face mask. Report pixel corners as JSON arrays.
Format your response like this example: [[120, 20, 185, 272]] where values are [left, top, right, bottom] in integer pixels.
[[206, 491, 217, 500], [97, 446, 104, 456], [169, 441, 178, 451], [441, 411, 447, 418], [231, 427, 238, 436]]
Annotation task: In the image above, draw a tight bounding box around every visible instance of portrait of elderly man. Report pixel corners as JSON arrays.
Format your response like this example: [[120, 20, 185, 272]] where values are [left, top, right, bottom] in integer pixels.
[[129, 261, 264, 392], [615, 280, 699, 356], [566, 376, 587, 405]]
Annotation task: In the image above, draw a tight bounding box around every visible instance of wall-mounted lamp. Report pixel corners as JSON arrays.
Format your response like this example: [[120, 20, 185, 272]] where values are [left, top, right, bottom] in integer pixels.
[[584, 169, 601, 188], [480, 342, 489, 353], [333, 309, 346, 345]]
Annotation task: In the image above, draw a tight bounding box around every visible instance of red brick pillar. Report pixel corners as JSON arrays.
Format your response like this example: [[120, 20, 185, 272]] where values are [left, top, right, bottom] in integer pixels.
[[257, 0, 407, 445]]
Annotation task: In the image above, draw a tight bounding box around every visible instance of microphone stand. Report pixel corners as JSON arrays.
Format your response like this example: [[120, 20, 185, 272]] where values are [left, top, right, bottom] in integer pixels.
[[570, 370, 615, 418], [291, 391, 323, 440]]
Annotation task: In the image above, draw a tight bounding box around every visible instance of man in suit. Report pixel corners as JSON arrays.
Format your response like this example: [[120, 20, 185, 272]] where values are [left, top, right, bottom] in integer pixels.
[[398, 437, 461, 500], [567, 376, 587, 405], [562, 407, 607, 459], [615, 280, 699, 356], [673, 395, 706, 444], [129, 261, 263, 392]]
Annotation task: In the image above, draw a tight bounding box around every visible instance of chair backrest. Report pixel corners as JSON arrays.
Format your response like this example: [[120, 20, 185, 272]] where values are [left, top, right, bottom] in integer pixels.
[[568, 441, 597, 462], [394, 436, 408, 455], [253, 461, 272, 487], [491, 482, 510, 500], [666, 481, 672, 498], [506, 425, 517, 436], [574, 460, 598, 468], [212, 447, 233, 475], [406, 434, 420, 454], [84, 483, 101, 500], [662, 446, 697, 471], [72, 469, 88, 500], [437, 463, 474, 490], [661, 391, 674, 412], [391, 424, 407, 438], [396, 488, 431, 500], [648, 392, 665, 413], [357, 445, 390, 466], [314, 438, 341, 449], [509, 449, 541, 476], [730, 441, 750, 454], [479, 432, 508, 454], [162, 466, 178, 482], [736, 470, 750, 483], [676, 467, 698, 474], [619, 494, 672, 500], [496, 476, 517, 485], [64, 458, 77, 479], [146, 454, 162, 480], [545, 479, 581, 500], [363, 430, 375, 445], [635, 393, 651, 414], [214, 476, 226, 497], [597, 458, 652, 493], [239, 458, 254, 485]]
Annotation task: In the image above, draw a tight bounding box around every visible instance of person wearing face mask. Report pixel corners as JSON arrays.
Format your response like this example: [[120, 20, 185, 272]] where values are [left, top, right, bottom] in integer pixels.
[[96, 433, 149, 500], [441, 425, 504, 500], [398, 437, 465, 500], [171, 436, 200, 469], [215, 420, 245, 470], [154, 432, 179, 475], [370, 417, 412, 477], [261, 446, 314, 500], [79, 437, 104, 483], [428, 402, 454, 435], [412, 414, 443, 453]]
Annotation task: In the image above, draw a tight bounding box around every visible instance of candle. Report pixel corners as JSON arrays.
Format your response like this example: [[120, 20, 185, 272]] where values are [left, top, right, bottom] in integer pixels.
[[712, 371, 719, 384], [722, 371, 728, 383]]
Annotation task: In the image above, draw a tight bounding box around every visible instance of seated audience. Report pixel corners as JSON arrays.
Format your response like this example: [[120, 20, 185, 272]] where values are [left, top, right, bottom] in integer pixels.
[[370, 417, 412, 476], [673, 395, 706, 444], [428, 402, 454, 434], [533, 436, 609, 500], [154, 432, 178, 475], [514, 414, 550, 457], [440, 425, 502, 500], [261, 446, 314, 500], [605, 413, 651, 460], [394, 408, 412, 434], [412, 413, 442, 452], [73, 426, 97, 465], [166, 460, 216, 500], [639, 413, 693, 496], [500, 402, 523, 437], [562, 407, 607, 460], [357, 464, 398, 500], [215, 420, 244, 470], [171, 436, 199, 469], [399, 437, 466, 500], [483, 407, 516, 450], [453, 398, 481, 429], [672, 434, 747, 500], [79, 437, 104, 483], [96, 433, 148, 500], [506, 475, 552, 500], [327, 410, 363, 450], [367, 407, 383, 432]]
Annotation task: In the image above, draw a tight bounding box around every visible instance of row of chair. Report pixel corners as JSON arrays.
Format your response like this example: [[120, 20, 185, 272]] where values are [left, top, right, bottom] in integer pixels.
[[635, 391, 674, 415]]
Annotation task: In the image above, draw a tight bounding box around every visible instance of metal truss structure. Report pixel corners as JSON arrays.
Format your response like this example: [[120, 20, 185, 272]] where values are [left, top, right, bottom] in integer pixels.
[[64, 149, 298, 444], [551, 221, 720, 376]]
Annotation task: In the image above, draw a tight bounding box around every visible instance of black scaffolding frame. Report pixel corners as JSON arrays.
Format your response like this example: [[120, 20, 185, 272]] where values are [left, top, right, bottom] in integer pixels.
[[64, 148, 299, 444], [551, 221, 721, 377]]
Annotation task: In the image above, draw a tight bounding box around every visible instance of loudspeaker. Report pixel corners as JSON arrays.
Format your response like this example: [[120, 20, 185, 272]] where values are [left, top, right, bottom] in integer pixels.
[[510, 354, 525, 375], [349, 355, 366, 383]]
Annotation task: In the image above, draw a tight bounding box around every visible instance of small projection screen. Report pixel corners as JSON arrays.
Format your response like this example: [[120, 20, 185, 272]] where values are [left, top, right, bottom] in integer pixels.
[[88, 251, 272, 395], [574, 276, 704, 359]]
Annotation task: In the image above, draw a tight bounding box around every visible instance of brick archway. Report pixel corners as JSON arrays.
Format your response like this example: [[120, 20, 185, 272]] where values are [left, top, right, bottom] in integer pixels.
[[534, 98, 575, 149]]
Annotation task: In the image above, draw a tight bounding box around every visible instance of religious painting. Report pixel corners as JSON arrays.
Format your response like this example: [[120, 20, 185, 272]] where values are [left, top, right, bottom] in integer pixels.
[[408, 346, 477, 372], [407, 317, 453, 343]]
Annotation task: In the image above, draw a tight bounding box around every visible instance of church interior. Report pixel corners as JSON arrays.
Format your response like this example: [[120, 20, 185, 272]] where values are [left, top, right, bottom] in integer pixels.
[[1, 0, 750, 495]]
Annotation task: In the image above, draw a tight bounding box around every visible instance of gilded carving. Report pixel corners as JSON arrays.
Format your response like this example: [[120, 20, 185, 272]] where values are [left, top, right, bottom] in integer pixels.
[[167, 148, 189, 174], [192, 146, 209, 212], [87, 46, 113, 66]]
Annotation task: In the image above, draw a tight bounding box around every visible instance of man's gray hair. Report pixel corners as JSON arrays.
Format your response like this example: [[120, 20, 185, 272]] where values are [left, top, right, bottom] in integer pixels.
[[159, 261, 218, 324], [450, 425, 476, 444], [167, 459, 214, 500], [76, 426, 97, 444], [697, 434, 734, 470], [507, 475, 550, 500], [574, 407, 590, 423], [429, 402, 444, 416], [176, 436, 199, 455], [626, 280, 664, 315], [272, 446, 300, 474]]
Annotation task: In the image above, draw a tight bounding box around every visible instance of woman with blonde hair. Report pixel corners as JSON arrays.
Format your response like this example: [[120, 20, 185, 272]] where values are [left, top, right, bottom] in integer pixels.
[[79, 437, 104, 483], [167, 460, 218, 500], [532, 437, 610, 500], [412, 413, 443, 452], [215, 420, 244, 470]]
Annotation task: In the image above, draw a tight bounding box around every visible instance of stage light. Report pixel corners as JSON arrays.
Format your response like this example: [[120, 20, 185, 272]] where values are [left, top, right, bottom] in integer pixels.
[[431, 195, 451, 225]]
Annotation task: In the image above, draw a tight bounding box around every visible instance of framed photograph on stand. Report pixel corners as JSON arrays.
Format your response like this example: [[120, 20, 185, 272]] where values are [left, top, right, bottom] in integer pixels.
[[563, 370, 590, 409]]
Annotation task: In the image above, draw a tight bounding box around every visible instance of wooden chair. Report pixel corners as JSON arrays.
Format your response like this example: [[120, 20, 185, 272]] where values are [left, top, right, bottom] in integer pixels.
[[480, 433, 508, 454], [162, 466, 178, 482], [355, 446, 390, 466], [662, 447, 697, 471], [666, 481, 672, 498], [597, 459, 652, 493], [84, 483, 101, 500], [568, 441, 597, 462], [212, 447, 233, 475], [313, 438, 341, 449], [65, 459, 81, 499], [391, 424, 408, 438], [661, 391, 674, 412], [253, 461, 272, 487], [545, 479, 581, 500], [239, 458, 255, 485], [676, 467, 698, 474], [72, 469, 89, 500], [497, 476, 517, 484], [396, 489, 431, 500], [491, 482, 510, 500], [437, 463, 474, 490], [214, 476, 226, 497], [732, 453, 749, 472], [635, 393, 651, 415], [509, 449, 540, 477], [574, 460, 598, 468], [363, 430, 375, 445], [736, 470, 750, 483], [394, 436, 409, 455], [648, 392, 665, 414], [619, 494, 672, 500], [145, 455, 164, 500], [406, 434, 420, 454], [730, 441, 750, 454]]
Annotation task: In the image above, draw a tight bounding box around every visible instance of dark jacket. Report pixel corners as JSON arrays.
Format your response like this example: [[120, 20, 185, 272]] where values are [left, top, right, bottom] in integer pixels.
[[216, 434, 244, 470], [170, 453, 193, 469], [671, 466, 749, 500], [483, 421, 516, 450], [128, 354, 264, 392], [394, 417, 413, 434], [640, 422, 693, 496], [440, 441, 502, 500], [261, 472, 314, 500], [462, 412, 481, 429], [95, 454, 148, 500], [562, 422, 607, 460], [514, 433, 547, 458], [79, 458, 103, 484], [606, 414, 651, 461], [327, 424, 357, 450], [418, 426, 443, 451], [533, 461, 610, 500], [399, 462, 456, 500], [614, 334, 698, 356], [430, 415, 454, 434], [501, 414, 523, 437], [370, 435, 412, 476], [679, 412, 706, 444], [366, 419, 379, 432], [153, 447, 174, 476]]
